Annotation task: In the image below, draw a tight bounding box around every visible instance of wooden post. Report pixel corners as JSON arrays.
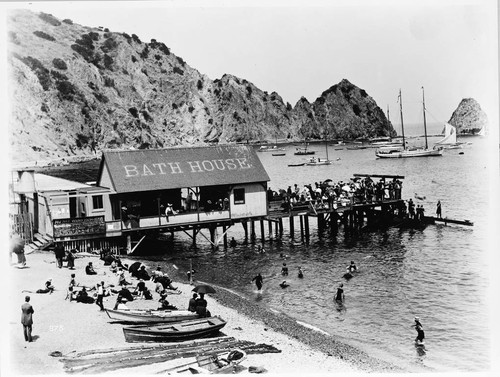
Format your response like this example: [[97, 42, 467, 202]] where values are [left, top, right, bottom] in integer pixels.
[[289, 215, 294, 239], [304, 215, 310, 243], [268, 220, 273, 241], [189, 259, 193, 285], [250, 220, 256, 241], [222, 225, 228, 249], [192, 228, 197, 247], [126, 235, 132, 254], [209, 226, 218, 250], [260, 219, 265, 243], [299, 215, 304, 242], [278, 218, 283, 236], [318, 213, 324, 232], [242, 220, 248, 241]]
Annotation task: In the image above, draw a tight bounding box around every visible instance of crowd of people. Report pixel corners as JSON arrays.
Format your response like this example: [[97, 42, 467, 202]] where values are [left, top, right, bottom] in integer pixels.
[[268, 176, 404, 212]]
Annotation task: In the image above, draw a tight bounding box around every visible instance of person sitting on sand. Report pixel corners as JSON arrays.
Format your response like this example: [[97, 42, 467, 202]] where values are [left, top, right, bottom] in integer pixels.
[[109, 260, 118, 274], [66, 249, 76, 269], [76, 287, 95, 304], [279, 280, 289, 288], [151, 266, 163, 281], [22, 279, 55, 294], [66, 286, 77, 302], [85, 262, 97, 275], [158, 290, 176, 310], [281, 263, 289, 276], [69, 273, 78, 288], [135, 265, 150, 281], [195, 293, 210, 318], [117, 269, 131, 286], [118, 286, 134, 302], [156, 276, 178, 291], [188, 293, 198, 312]]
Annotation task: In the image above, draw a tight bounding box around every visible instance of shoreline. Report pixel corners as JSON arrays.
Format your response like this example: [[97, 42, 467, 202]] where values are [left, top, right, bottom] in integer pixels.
[[4, 250, 407, 375]]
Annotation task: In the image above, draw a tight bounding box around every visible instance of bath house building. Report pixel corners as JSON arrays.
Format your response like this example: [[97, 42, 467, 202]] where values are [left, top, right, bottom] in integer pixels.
[[95, 144, 270, 252]]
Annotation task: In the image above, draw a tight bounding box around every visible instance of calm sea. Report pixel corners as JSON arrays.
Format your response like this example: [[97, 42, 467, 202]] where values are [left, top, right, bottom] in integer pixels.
[[51, 122, 495, 372]]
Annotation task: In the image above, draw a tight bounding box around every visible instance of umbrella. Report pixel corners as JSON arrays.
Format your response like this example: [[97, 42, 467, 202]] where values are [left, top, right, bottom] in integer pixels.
[[128, 261, 142, 274], [192, 284, 216, 294]]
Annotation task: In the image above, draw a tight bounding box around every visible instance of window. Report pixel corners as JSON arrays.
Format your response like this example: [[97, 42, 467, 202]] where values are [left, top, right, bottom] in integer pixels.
[[234, 188, 245, 205], [92, 195, 104, 210]]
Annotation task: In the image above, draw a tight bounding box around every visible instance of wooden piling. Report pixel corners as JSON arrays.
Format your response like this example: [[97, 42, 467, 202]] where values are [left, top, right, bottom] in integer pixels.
[[299, 215, 304, 242], [268, 220, 273, 240], [304, 215, 310, 243], [289, 215, 294, 239], [250, 221, 256, 241], [242, 221, 248, 240], [278, 218, 283, 236], [222, 225, 228, 249], [192, 228, 197, 247], [260, 219, 265, 243]]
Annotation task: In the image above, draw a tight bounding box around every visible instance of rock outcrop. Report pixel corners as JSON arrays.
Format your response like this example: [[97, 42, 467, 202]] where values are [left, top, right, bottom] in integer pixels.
[[7, 10, 395, 164], [448, 98, 488, 135]]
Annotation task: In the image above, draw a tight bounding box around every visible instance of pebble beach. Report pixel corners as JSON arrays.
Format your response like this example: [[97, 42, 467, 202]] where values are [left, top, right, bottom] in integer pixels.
[[4, 250, 404, 375]]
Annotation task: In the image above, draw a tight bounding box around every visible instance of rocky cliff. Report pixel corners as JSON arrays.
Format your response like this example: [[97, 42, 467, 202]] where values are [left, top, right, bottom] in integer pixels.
[[7, 10, 395, 164], [448, 98, 488, 135]]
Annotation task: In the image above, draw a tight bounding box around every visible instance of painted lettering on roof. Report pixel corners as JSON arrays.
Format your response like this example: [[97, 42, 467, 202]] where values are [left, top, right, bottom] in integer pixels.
[[97, 146, 269, 193]]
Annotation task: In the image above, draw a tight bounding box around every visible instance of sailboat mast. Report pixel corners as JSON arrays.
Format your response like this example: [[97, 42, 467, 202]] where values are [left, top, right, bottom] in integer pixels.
[[398, 89, 406, 149], [325, 129, 329, 161], [422, 86, 428, 149]]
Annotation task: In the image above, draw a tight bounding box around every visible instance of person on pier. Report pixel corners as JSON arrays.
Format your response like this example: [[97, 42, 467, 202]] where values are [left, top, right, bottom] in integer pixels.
[[436, 200, 442, 219]]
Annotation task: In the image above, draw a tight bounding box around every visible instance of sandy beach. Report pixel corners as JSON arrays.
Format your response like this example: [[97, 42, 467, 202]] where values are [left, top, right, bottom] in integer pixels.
[[3, 250, 403, 375]]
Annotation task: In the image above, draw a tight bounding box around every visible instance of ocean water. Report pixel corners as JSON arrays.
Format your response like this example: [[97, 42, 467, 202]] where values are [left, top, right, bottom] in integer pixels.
[[48, 125, 494, 372], [154, 134, 493, 372]]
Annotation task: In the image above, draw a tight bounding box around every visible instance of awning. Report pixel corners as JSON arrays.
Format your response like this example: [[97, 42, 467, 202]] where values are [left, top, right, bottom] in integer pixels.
[[97, 145, 270, 193]]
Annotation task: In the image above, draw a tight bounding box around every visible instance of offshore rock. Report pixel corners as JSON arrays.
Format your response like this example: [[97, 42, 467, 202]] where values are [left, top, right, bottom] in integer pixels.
[[448, 98, 488, 135], [7, 10, 396, 164]]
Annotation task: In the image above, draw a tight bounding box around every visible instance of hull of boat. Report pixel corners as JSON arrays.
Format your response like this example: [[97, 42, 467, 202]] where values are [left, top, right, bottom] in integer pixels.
[[294, 151, 315, 155], [106, 309, 199, 323], [288, 163, 305, 167], [123, 317, 227, 343], [272, 153, 286, 156], [305, 161, 332, 166], [376, 148, 443, 158]]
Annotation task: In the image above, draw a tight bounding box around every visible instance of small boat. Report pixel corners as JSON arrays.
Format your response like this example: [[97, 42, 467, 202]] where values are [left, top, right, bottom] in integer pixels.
[[123, 316, 227, 343], [288, 162, 305, 167], [294, 141, 315, 155], [305, 157, 332, 166], [272, 152, 286, 156], [106, 309, 199, 324], [170, 349, 247, 374], [257, 145, 285, 152]]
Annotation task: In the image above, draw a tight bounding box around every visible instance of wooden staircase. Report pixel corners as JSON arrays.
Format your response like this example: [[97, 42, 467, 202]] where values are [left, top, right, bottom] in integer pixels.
[[24, 233, 53, 253]]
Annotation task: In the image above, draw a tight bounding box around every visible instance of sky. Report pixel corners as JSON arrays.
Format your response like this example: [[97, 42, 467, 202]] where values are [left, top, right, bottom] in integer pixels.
[[1, 0, 498, 128]]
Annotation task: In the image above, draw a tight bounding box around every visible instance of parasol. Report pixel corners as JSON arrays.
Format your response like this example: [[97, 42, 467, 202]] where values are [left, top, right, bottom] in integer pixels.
[[192, 284, 216, 294]]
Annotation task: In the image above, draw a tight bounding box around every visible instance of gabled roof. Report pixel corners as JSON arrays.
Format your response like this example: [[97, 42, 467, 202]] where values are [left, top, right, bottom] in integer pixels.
[[97, 145, 270, 193]]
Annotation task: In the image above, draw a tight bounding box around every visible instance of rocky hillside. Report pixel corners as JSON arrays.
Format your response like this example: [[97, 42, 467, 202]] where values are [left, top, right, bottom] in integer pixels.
[[7, 10, 395, 164], [448, 98, 488, 135]]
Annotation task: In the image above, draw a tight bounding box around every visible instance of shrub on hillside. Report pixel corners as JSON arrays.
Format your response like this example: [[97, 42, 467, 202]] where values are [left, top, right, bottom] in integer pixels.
[[131, 34, 141, 43], [141, 110, 153, 122], [131, 55, 137, 63], [62, 19, 73, 25], [52, 58, 68, 70], [176, 56, 185, 66], [104, 28, 110, 32], [20, 56, 51, 90], [9, 31, 20, 45], [103, 76, 115, 87], [75, 133, 90, 148], [246, 86, 252, 97], [360, 89, 368, 98], [39, 13, 61, 26], [173, 66, 184, 75], [101, 37, 118, 53], [197, 80, 203, 90], [103, 54, 113, 70], [154, 54, 161, 61], [172, 103, 178, 109], [56, 80, 78, 101], [41, 102, 49, 113], [208, 118, 213, 125], [122, 33, 131, 42], [93, 91, 109, 103], [128, 107, 139, 118], [140, 46, 149, 59], [33, 30, 55, 42], [50, 70, 68, 82], [352, 104, 361, 116], [188, 106, 195, 113]]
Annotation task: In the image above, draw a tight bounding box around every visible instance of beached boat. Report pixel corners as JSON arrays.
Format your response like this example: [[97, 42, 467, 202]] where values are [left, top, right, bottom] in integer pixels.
[[272, 152, 286, 156], [106, 309, 199, 323], [288, 162, 305, 167], [122, 316, 227, 343], [168, 349, 247, 374], [376, 88, 443, 158]]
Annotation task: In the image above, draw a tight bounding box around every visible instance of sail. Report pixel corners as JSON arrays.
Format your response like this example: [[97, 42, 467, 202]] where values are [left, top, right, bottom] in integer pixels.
[[435, 123, 457, 145]]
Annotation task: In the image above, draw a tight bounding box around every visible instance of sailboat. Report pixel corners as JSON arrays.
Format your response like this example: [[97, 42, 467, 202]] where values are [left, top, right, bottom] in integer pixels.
[[434, 123, 470, 149], [305, 130, 332, 165], [376, 88, 443, 158]]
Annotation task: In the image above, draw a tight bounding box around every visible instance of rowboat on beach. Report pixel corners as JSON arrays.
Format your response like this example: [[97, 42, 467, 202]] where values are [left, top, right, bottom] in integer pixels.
[[106, 309, 199, 323], [123, 316, 227, 343], [288, 162, 305, 167], [166, 349, 247, 374]]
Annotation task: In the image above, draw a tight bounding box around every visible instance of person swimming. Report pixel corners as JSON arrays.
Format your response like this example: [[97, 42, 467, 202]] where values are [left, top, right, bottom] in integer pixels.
[[279, 280, 289, 288], [413, 317, 425, 343], [347, 261, 357, 273]]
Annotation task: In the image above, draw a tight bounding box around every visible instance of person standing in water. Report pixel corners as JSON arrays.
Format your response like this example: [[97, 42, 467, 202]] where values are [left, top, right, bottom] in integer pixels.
[[347, 261, 357, 273], [413, 317, 425, 343], [298, 267, 304, 278], [252, 273, 263, 291], [334, 283, 344, 302]]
